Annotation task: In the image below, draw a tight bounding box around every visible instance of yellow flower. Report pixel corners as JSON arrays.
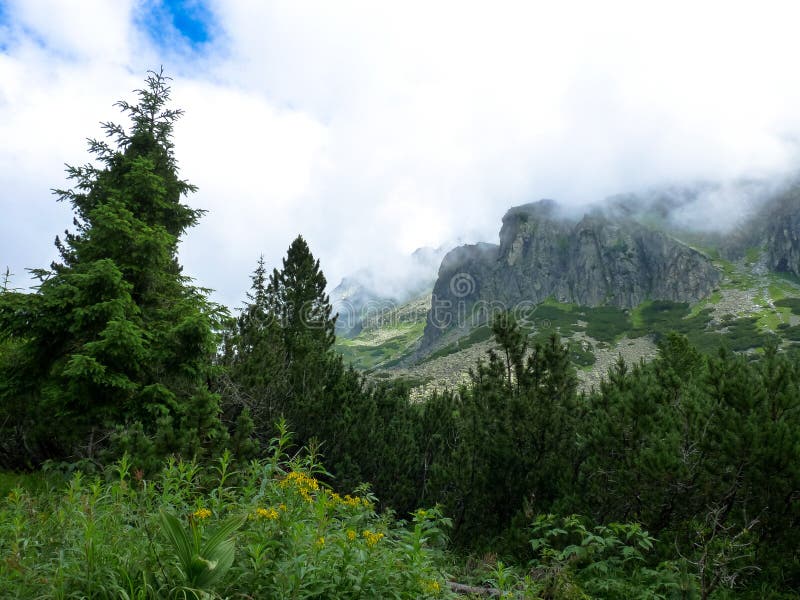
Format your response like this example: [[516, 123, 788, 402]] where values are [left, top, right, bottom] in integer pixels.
[[279, 503, 287, 512], [280, 471, 319, 502], [315, 536, 325, 548], [346, 529, 357, 541], [362, 529, 384, 547], [256, 507, 279, 520], [421, 579, 442, 595], [192, 508, 211, 520], [331, 492, 373, 510]]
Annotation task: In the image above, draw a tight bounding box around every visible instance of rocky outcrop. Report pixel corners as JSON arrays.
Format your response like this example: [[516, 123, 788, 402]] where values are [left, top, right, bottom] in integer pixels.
[[422, 200, 721, 348], [763, 188, 800, 278]]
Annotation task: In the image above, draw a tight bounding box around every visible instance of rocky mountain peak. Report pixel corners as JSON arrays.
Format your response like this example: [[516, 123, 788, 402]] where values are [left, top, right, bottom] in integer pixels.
[[422, 200, 721, 349]]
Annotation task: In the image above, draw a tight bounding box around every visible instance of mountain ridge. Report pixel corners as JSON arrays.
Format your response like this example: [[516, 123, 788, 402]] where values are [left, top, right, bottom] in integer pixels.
[[422, 199, 721, 349], [333, 184, 800, 396]]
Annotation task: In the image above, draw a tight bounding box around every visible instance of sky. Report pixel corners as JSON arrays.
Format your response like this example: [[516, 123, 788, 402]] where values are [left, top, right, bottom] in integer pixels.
[[3, 1, 800, 308]]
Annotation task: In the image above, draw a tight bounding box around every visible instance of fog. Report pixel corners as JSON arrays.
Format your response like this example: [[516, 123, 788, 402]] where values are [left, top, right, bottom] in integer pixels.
[[2, 1, 800, 307]]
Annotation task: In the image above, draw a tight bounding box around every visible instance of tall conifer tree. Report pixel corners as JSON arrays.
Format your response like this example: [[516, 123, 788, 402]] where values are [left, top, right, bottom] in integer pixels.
[[0, 70, 223, 467], [266, 235, 336, 361]]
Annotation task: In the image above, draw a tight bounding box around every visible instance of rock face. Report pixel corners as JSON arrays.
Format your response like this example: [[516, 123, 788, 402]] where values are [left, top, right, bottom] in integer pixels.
[[763, 189, 800, 278], [422, 200, 721, 348]]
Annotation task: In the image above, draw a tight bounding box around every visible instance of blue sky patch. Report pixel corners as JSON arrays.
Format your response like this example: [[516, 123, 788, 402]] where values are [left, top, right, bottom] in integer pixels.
[[140, 0, 216, 52], [0, 1, 11, 52]]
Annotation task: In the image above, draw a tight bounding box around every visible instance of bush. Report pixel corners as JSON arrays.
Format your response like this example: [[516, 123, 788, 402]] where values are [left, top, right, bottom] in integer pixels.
[[582, 306, 632, 343], [775, 298, 800, 315]]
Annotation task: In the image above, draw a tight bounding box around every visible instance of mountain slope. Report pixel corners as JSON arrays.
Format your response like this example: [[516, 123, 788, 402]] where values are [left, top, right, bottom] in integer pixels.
[[335, 191, 800, 397]]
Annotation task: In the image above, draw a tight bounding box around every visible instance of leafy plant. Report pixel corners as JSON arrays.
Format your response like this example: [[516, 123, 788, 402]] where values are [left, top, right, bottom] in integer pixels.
[[526, 514, 691, 599], [159, 509, 246, 597]]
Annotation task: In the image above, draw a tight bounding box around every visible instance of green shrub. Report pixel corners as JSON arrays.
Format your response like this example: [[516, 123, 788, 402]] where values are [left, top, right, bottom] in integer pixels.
[[523, 514, 693, 599], [775, 298, 800, 316], [582, 306, 631, 343]]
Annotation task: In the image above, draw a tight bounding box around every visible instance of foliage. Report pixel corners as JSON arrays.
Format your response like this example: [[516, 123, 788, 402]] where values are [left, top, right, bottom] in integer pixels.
[[775, 297, 800, 315], [582, 305, 631, 343], [573, 334, 800, 595], [0, 70, 225, 469], [159, 509, 246, 594], [218, 244, 424, 514], [420, 313, 579, 546], [524, 514, 690, 599], [267, 235, 336, 362], [0, 429, 452, 599], [3, 69, 800, 598], [217, 255, 289, 443]]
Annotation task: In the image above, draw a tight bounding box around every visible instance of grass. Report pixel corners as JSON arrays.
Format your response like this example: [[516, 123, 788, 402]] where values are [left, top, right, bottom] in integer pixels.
[[0, 428, 453, 599], [744, 246, 763, 265], [769, 284, 788, 302], [336, 321, 425, 369], [686, 291, 721, 318], [775, 270, 800, 286], [757, 309, 787, 331], [423, 325, 493, 363]]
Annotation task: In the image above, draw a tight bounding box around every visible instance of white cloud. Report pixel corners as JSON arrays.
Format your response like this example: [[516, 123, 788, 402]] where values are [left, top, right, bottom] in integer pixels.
[[5, 0, 135, 60], [3, 0, 800, 306]]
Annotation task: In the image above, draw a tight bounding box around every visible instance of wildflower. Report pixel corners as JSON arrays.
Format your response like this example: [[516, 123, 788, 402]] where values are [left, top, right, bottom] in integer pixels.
[[362, 529, 384, 547], [280, 471, 319, 502], [279, 503, 287, 512], [256, 507, 279, 520], [346, 529, 357, 541], [315, 536, 325, 548], [421, 579, 442, 595], [192, 508, 212, 520]]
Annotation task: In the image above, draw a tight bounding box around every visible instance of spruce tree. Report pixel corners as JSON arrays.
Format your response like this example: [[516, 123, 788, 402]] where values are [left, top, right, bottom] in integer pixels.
[[218, 256, 288, 441], [0, 70, 223, 468], [266, 235, 336, 362], [262, 236, 336, 441]]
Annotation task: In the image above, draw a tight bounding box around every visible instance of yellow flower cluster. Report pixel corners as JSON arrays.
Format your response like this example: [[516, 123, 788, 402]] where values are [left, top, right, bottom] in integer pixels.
[[256, 507, 279, 520], [362, 529, 384, 547], [346, 529, 357, 541], [192, 508, 212, 520], [315, 536, 325, 548], [421, 579, 442, 595], [329, 491, 372, 509], [279, 471, 319, 501]]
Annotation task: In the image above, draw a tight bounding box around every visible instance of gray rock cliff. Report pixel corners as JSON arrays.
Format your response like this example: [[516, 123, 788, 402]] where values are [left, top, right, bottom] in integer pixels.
[[422, 200, 721, 348], [763, 189, 800, 278]]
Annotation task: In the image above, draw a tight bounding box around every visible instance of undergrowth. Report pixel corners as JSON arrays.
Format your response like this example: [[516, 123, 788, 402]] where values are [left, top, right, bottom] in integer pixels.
[[0, 423, 452, 599]]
